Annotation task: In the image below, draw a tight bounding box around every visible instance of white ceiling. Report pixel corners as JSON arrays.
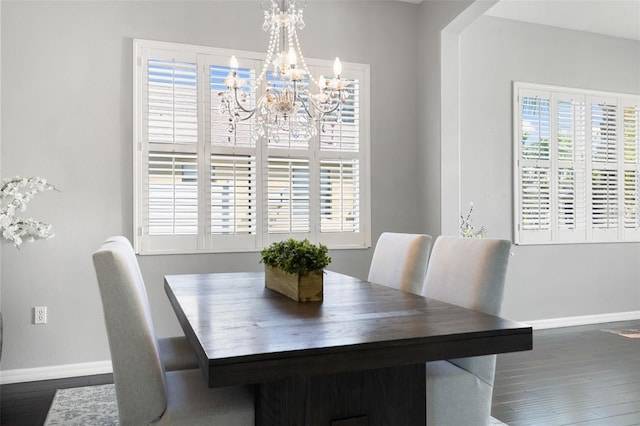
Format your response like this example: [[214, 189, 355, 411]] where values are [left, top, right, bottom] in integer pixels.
[[485, 0, 640, 41]]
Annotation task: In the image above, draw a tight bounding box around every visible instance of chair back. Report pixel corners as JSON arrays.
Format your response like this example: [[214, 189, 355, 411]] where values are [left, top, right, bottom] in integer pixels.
[[92, 239, 167, 425], [368, 232, 432, 294], [423, 236, 511, 316], [423, 236, 511, 385]]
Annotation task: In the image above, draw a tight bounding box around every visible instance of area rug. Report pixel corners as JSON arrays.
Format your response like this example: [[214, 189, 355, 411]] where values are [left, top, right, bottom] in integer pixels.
[[602, 328, 640, 338], [45, 383, 509, 425], [44, 384, 117, 426]]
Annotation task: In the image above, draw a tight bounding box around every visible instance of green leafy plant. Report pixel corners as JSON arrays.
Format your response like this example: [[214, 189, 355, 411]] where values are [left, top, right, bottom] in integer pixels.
[[260, 238, 331, 275]]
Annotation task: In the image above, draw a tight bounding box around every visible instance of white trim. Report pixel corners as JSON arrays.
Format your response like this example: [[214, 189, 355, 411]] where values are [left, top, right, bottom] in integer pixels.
[[0, 361, 113, 385], [525, 310, 640, 330]]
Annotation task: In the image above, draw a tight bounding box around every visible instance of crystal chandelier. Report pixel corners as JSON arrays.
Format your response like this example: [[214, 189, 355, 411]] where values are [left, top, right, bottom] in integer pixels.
[[220, 0, 350, 142]]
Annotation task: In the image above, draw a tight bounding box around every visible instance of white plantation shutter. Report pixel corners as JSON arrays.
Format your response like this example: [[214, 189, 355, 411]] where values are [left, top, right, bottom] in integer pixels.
[[206, 56, 261, 250], [624, 170, 639, 232], [557, 169, 582, 229], [136, 47, 201, 253], [590, 98, 619, 240], [210, 154, 257, 235], [520, 166, 551, 230], [209, 60, 256, 148], [320, 160, 359, 233], [623, 104, 640, 239], [590, 100, 618, 164], [267, 158, 310, 235], [318, 80, 360, 235], [147, 59, 198, 144], [517, 91, 552, 243], [556, 95, 586, 241], [591, 169, 619, 230], [134, 40, 370, 254], [320, 81, 359, 153], [148, 151, 198, 235], [514, 82, 640, 244], [316, 71, 367, 248], [520, 94, 551, 161], [265, 71, 312, 149]]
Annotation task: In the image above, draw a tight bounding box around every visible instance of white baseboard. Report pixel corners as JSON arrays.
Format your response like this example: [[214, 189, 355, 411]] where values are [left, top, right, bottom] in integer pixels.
[[2, 311, 640, 385], [0, 360, 112, 385], [526, 310, 640, 330]]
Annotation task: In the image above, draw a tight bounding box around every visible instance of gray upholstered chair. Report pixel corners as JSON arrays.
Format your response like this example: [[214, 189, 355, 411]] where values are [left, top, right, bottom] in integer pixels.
[[104, 236, 197, 372], [367, 232, 432, 295], [93, 239, 254, 425], [422, 236, 511, 426]]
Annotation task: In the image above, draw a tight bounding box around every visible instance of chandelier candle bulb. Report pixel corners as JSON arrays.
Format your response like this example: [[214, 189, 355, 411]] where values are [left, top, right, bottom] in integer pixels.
[[333, 57, 342, 77], [229, 55, 239, 70], [287, 47, 297, 66]]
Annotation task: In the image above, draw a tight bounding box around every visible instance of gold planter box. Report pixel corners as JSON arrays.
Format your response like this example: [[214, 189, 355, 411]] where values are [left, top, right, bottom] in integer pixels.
[[265, 266, 323, 302]]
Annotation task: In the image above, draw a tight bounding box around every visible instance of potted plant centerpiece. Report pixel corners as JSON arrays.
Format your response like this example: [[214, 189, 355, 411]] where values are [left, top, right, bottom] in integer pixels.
[[260, 238, 331, 302]]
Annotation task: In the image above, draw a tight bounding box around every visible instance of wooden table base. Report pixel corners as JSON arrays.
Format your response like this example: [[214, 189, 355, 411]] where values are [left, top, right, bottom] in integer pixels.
[[256, 363, 426, 426]]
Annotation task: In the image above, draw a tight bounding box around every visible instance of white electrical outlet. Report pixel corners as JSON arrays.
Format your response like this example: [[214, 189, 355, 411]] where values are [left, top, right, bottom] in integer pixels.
[[34, 306, 47, 324]]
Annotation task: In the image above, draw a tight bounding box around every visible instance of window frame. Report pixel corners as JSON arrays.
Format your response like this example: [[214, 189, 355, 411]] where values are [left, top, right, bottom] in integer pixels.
[[513, 82, 640, 245], [133, 39, 371, 255]]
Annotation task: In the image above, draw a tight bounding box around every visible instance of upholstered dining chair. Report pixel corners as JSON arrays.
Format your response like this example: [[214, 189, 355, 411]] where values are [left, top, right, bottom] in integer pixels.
[[104, 236, 197, 372], [367, 232, 433, 295], [93, 239, 254, 425], [422, 236, 511, 426]]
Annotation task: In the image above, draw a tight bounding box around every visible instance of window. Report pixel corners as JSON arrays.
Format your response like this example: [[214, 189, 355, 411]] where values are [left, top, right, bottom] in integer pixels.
[[134, 40, 370, 254], [514, 82, 640, 245]]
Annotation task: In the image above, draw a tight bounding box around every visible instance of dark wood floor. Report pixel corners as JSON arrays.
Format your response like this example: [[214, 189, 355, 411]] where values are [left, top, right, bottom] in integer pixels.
[[1, 320, 638, 426], [492, 320, 640, 426], [0, 373, 114, 426]]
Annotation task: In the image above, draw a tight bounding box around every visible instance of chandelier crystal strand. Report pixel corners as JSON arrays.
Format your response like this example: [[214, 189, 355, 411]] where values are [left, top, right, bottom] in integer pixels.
[[221, 0, 350, 143]]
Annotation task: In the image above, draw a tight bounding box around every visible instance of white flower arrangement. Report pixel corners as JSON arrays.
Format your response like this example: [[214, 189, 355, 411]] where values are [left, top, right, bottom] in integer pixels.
[[460, 202, 487, 238], [0, 176, 56, 248]]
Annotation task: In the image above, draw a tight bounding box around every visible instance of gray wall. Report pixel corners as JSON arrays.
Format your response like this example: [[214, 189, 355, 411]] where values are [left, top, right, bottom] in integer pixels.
[[3, 0, 638, 375], [459, 15, 640, 321], [0, 1, 421, 371], [417, 0, 473, 238]]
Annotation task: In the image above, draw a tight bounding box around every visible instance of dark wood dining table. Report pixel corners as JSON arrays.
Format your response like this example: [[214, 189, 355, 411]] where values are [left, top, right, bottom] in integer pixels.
[[165, 270, 532, 426]]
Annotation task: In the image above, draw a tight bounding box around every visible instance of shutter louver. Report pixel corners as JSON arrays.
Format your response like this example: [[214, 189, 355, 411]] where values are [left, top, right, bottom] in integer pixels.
[[320, 80, 359, 153], [623, 105, 639, 232], [558, 169, 586, 231], [521, 96, 550, 161], [210, 64, 255, 148], [591, 169, 618, 229], [557, 98, 586, 163], [591, 100, 619, 235], [264, 71, 311, 149], [624, 170, 639, 230], [148, 152, 198, 235], [556, 97, 586, 237], [320, 160, 359, 233], [521, 167, 551, 231], [624, 105, 639, 165], [591, 101, 618, 164], [148, 59, 198, 144], [267, 158, 310, 234], [211, 155, 257, 235]]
